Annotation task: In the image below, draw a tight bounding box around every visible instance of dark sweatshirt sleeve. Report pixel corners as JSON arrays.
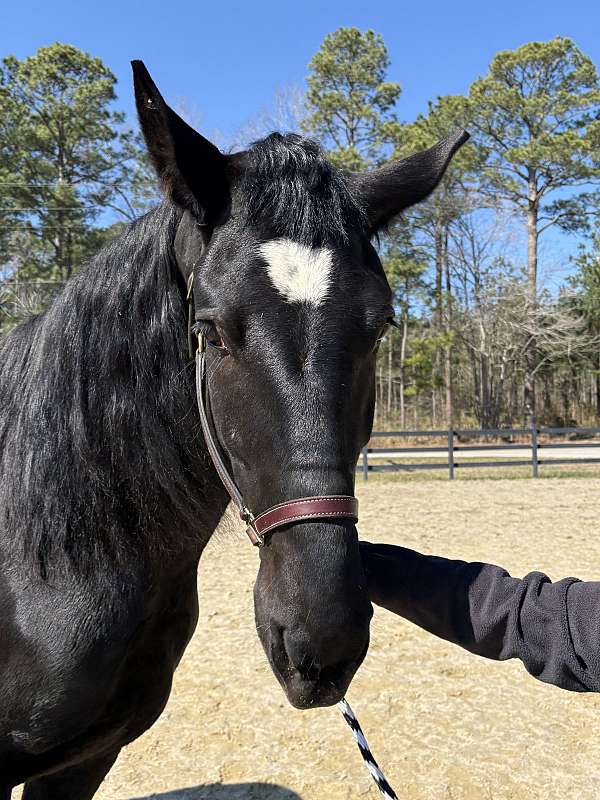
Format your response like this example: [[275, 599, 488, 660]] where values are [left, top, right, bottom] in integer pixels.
[[361, 542, 600, 693]]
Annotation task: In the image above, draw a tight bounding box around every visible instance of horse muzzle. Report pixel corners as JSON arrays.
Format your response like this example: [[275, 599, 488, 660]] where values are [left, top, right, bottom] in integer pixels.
[[253, 519, 372, 709], [273, 628, 370, 709]]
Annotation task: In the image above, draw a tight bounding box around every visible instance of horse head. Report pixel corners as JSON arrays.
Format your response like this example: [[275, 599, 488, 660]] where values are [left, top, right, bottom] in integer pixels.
[[132, 61, 467, 709]]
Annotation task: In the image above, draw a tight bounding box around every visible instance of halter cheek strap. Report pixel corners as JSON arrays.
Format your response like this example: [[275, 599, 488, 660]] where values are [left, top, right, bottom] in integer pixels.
[[193, 328, 358, 547]]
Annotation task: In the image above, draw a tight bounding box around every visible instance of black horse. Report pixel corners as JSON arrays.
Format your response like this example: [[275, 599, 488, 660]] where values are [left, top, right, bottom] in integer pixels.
[[0, 61, 466, 798]]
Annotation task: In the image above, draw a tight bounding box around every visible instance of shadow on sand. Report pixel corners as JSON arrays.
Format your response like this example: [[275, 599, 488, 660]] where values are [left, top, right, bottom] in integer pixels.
[[130, 784, 302, 800]]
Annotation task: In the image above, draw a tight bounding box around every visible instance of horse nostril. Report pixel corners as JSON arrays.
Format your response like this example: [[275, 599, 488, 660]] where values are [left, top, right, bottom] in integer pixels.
[[298, 658, 322, 683], [295, 659, 350, 689], [282, 631, 354, 685], [318, 663, 346, 686], [283, 631, 319, 678], [290, 656, 342, 685]]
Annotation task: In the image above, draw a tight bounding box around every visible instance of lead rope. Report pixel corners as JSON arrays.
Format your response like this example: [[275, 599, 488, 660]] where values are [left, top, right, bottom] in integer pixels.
[[338, 699, 399, 799]]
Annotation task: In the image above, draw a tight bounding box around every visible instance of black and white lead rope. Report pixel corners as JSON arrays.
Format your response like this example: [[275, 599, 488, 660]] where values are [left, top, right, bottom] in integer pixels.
[[338, 698, 399, 799]]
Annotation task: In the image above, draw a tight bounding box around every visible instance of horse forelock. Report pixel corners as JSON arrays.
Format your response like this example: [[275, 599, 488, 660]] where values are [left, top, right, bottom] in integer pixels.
[[235, 133, 367, 247]]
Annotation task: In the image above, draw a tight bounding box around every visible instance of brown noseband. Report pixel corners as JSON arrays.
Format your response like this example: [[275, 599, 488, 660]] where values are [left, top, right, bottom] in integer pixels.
[[192, 303, 358, 546]]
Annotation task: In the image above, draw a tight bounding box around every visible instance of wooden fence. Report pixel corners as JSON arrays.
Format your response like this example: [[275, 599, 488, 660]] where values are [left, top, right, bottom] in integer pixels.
[[359, 426, 600, 480]]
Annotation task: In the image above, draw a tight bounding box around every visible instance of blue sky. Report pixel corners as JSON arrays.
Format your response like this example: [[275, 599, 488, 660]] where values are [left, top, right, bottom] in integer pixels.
[[2, 0, 599, 139], [2, 0, 598, 287]]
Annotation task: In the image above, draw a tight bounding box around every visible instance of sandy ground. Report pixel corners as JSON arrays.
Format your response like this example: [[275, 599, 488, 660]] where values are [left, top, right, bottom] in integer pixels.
[[63, 479, 600, 799]]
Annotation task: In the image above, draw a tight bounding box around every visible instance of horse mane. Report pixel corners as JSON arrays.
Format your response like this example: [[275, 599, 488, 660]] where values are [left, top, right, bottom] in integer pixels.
[[0, 202, 223, 578], [238, 133, 367, 246], [0, 134, 366, 578]]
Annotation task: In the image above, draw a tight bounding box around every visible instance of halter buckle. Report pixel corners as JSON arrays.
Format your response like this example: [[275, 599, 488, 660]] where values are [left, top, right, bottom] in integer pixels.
[[241, 507, 264, 547]]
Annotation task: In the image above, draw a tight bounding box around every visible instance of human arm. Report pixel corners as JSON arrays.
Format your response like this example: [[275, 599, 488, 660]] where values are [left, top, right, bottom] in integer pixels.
[[361, 541, 600, 692]]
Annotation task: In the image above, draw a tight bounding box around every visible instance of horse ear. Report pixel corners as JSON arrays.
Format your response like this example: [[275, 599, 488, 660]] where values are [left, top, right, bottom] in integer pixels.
[[131, 60, 229, 224], [354, 130, 469, 234]]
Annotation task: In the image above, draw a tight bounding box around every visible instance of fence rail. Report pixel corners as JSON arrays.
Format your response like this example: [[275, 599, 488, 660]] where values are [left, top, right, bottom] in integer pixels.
[[359, 426, 600, 480]]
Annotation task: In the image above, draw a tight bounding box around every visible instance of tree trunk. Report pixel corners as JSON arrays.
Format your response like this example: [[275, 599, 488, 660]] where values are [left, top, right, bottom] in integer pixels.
[[474, 274, 491, 429], [64, 227, 74, 281], [399, 301, 408, 429], [524, 173, 538, 428], [434, 216, 443, 426], [376, 364, 382, 425], [596, 345, 600, 420], [480, 349, 490, 428], [470, 347, 481, 424], [386, 330, 393, 421], [443, 226, 453, 432]]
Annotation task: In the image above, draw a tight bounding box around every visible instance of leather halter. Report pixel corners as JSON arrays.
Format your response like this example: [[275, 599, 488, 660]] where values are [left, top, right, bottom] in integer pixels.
[[189, 275, 359, 547]]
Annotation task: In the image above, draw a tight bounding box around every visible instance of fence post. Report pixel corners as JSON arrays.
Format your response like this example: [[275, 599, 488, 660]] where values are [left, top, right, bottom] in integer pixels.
[[448, 428, 455, 480], [362, 446, 369, 482], [531, 422, 539, 478]]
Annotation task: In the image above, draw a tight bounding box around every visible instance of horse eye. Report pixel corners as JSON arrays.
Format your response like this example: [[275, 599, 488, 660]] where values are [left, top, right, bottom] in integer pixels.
[[377, 319, 393, 341], [195, 321, 228, 353], [373, 318, 397, 352]]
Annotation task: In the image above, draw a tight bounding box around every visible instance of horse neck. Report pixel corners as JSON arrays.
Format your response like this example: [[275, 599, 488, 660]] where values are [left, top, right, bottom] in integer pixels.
[[1, 204, 227, 578], [76, 206, 228, 548]]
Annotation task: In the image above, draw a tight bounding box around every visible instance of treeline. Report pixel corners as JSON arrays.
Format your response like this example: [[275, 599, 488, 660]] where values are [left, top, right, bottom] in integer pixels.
[[2, 34, 600, 429], [303, 30, 600, 430], [0, 44, 158, 330]]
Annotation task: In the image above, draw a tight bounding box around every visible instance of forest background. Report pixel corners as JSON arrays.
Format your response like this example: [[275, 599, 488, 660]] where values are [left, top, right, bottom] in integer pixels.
[[2, 27, 600, 431]]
